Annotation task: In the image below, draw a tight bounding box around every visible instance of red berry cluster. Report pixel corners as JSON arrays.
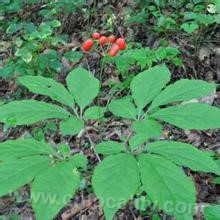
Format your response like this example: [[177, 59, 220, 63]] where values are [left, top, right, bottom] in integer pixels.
[[82, 32, 126, 57]]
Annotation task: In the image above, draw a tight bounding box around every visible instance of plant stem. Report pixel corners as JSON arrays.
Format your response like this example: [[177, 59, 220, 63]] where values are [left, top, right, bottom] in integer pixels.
[[140, 109, 150, 120]]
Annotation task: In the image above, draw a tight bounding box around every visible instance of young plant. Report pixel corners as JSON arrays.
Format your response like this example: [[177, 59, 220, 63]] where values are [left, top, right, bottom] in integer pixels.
[[126, 1, 219, 35], [0, 0, 85, 78], [0, 20, 66, 78], [0, 67, 103, 219], [91, 64, 220, 220]]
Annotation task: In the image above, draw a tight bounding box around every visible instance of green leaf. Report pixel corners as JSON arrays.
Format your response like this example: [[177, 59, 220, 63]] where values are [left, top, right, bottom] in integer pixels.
[[64, 51, 82, 62], [151, 103, 220, 130], [147, 141, 220, 175], [68, 153, 88, 170], [95, 141, 125, 155], [15, 48, 32, 63], [6, 23, 23, 34], [0, 139, 56, 161], [18, 76, 75, 109], [108, 98, 137, 119], [184, 12, 215, 26], [134, 195, 151, 211], [133, 119, 162, 141], [39, 23, 52, 37], [139, 154, 196, 220], [216, 160, 220, 168], [60, 116, 84, 136], [0, 63, 15, 78], [212, 177, 220, 184], [129, 119, 162, 149], [66, 67, 100, 110], [0, 156, 51, 196], [48, 20, 61, 27], [153, 214, 161, 220], [180, 22, 199, 33], [57, 144, 70, 157], [204, 205, 220, 220], [22, 52, 33, 63], [84, 106, 106, 120], [32, 128, 45, 142], [31, 160, 80, 220], [0, 100, 70, 126], [129, 135, 145, 150], [130, 64, 171, 112], [150, 79, 215, 110], [37, 50, 61, 72], [92, 154, 140, 220]]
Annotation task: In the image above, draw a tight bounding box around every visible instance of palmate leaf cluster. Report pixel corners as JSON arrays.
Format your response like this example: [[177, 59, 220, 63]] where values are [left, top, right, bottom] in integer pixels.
[[94, 64, 220, 220], [0, 67, 99, 219], [0, 65, 219, 219]]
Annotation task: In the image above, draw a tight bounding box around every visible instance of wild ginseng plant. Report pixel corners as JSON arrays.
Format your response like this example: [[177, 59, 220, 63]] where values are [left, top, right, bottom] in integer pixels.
[[0, 67, 104, 219], [92, 64, 220, 220], [0, 31, 126, 220]]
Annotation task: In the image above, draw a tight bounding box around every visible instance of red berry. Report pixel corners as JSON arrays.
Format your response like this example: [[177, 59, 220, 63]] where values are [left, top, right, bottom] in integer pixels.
[[108, 44, 120, 57], [116, 38, 126, 50], [108, 35, 116, 43], [92, 32, 100, 40], [82, 39, 94, 51], [99, 36, 107, 46]]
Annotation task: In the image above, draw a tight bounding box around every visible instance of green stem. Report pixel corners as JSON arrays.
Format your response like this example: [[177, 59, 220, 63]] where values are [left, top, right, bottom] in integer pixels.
[[72, 106, 79, 118]]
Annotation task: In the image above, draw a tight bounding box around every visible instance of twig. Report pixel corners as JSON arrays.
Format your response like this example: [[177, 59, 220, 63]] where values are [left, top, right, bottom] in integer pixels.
[[85, 130, 101, 162]]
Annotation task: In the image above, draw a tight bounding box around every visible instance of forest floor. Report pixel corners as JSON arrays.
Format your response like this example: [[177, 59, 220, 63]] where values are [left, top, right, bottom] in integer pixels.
[[0, 1, 220, 220]]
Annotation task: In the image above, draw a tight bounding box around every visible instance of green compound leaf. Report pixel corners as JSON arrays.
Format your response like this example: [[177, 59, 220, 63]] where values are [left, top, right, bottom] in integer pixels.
[[150, 79, 215, 110], [130, 64, 171, 112], [0, 139, 56, 161], [0, 156, 51, 197], [151, 103, 220, 130], [18, 76, 75, 109], [108, 97, 137, 119], [95, 141, 125, 155], [92, 154, 140, 220], [0, 100, 70, 126], [66, 67, 100, 110], [60, 116, 84, 136], [204, 205, 220, 220], [139, 154, 196, 220], [147, 141, 220, 175], [31, 160, 80, 220], [84, 106, 106, 120]]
